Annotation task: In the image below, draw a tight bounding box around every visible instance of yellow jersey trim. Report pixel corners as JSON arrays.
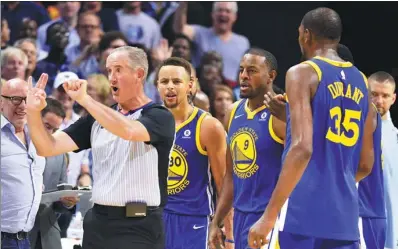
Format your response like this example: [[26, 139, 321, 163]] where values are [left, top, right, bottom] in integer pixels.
[[227, 100, 243, 132], [268, 115, 284, 145], [302, 61, 322, 82], [244, 99, 266, 120], [314, 56, 353, 68], [360, 71, 369, 89], [195, 112, 208, 156], [176, 107, 199, 132]]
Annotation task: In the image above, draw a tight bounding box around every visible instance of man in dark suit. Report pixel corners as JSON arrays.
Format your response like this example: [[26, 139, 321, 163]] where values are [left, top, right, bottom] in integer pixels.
[[29, 98, 79, 249]]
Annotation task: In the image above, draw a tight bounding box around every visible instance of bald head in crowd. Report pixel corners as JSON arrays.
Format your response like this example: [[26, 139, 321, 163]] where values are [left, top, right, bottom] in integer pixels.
[[368, 71, 396, 119], [1, 78, 29, 132]]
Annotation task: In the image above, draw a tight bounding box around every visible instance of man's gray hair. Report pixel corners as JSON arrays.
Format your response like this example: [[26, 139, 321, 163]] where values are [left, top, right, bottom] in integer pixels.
[[109, 46, 149, 79], [212, 2, 238, 13], [0, 46, 28, 69], [14, 38, 37, 49]]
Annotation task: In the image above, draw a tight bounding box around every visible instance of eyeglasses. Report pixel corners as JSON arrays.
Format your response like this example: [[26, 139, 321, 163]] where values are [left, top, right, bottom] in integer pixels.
[[1, 95, 27, 105]]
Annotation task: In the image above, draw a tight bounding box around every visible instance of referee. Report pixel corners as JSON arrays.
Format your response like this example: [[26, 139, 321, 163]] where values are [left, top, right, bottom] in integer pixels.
[[26, 47, 175, 249]]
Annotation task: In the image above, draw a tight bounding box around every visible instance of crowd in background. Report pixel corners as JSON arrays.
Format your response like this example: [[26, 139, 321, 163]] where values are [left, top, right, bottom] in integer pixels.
[[1, 1, 397, 249]]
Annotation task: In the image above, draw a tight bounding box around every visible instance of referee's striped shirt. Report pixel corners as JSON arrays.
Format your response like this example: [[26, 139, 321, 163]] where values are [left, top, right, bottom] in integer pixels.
[[63, 102, 175, 207]]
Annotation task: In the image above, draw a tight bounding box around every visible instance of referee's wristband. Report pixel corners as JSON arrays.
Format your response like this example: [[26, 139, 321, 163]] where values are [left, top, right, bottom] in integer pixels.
[[225, 239, 234, 244]]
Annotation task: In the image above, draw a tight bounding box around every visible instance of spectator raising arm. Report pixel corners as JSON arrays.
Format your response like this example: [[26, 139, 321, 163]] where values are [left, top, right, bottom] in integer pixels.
[[173, 2, 195, 40]]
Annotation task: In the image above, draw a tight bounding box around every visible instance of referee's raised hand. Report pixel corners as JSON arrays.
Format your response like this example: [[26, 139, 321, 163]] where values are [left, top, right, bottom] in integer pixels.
[[63, 79, 89, 103]]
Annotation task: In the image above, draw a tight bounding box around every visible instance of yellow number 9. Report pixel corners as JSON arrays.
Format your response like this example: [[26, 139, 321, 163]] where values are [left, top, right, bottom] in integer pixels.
[[326, 106, 361, 147]]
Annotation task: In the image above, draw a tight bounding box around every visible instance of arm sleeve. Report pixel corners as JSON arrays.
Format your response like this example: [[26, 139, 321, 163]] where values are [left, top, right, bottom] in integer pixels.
[[137, 106, 176, 145], [63, 114, 95, 152]]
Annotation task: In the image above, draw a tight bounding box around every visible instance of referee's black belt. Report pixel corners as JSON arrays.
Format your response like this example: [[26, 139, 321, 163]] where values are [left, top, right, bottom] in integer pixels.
[[1, 231, 29, 240], [93, 204, 161, 217]]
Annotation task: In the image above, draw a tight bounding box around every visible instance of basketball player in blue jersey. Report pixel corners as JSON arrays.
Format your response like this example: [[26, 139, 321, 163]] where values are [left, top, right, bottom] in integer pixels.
[[156, 57, 232, 249], [248, 7, 377, 249], [264, 44, 387, 249], [358, 104, 386, 249], [208, 48, 286, 249]]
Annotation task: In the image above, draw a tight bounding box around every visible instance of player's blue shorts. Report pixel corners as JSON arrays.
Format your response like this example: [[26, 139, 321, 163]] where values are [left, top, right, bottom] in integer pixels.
[[163, 210, 209, 249], [359, 217, 386, 249], [234, 209, 279, 249], [278, 231, 360, 249]]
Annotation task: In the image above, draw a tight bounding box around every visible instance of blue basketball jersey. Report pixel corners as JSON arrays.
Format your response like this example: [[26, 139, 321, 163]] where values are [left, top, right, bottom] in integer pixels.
[[281, 56, 370, 241], [165, 107, 214, 216], [228, 99, 284, 213], [359, 108, 386, 218]]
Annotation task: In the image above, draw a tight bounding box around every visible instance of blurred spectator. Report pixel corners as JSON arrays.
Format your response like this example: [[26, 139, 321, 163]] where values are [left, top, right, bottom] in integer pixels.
[[193, 91, 210, 112], [78, 74, 111, 117], [51, 72, 80, 131], [1, 1, 50, 44], [116, 2, 162, 50], [30, 98, 77, 249], [66, 12, 103, 65], [199, 64, 224, 97], [171, 33, 193, 62], [97, 31, 130, 75], [80, 1, 119, 32], [190, 64, 200, 102], [34, 22, 70, 94], [1, 17, 10, 50], [14, 38, 38, 82], [1, 78, 46, 249], [71, 31, 130, 79], [1, 47, 27, 81], [143, 2, 206, 43], [174, 1, 250, 83], [18, 18, 38, 40], [37, 2, 81, 53], [210, 84, 234, 122], [199, 51, 223, 73]]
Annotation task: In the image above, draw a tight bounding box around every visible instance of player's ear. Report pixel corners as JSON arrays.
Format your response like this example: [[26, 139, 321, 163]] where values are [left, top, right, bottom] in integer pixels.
[[268, 70, 277, 84]]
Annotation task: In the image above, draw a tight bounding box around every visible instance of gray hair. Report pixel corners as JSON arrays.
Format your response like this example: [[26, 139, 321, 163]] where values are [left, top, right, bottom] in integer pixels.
[[109, 46, 149, 79], [0, 46, 28, 69], [212, 2, 238, 13], [14, 38, 37, 49]]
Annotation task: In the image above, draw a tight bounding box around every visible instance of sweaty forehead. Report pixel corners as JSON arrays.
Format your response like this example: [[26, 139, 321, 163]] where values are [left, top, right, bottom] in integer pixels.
[[241, 54, 266, 67]]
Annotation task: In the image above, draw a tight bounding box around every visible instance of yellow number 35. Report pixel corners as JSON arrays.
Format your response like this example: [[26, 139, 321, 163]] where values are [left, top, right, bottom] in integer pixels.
[[326, 106, 362, 147]]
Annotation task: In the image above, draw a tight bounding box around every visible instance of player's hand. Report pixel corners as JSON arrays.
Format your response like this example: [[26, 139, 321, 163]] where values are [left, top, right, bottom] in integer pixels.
[[62, 79, 88, 104], [27, 74, 48, 112], [208, 222, 225, 249], [247, 215, 275, 249], [264, 92, 287, 122]]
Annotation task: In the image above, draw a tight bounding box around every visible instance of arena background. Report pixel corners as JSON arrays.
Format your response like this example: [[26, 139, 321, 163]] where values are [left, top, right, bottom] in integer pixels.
[[39, 1, 398, 126]]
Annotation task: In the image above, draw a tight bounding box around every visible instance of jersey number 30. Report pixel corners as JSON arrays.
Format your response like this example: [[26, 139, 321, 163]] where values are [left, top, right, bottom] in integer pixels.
[[326, 106, 361, 147]]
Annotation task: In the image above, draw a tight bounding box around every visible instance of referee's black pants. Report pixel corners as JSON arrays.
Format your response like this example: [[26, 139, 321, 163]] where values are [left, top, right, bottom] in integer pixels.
[[82, 204, 164, 249]]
